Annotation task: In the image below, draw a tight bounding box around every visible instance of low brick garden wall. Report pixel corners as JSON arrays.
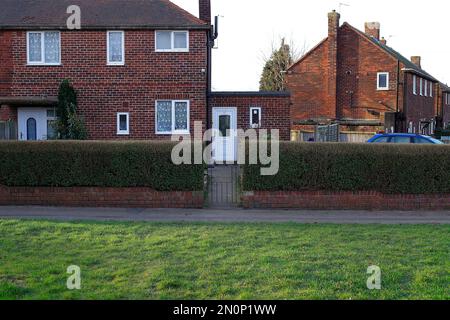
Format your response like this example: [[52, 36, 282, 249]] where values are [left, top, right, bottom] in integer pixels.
[[242, 191, 450, 210], [0, 185, 204, 208]]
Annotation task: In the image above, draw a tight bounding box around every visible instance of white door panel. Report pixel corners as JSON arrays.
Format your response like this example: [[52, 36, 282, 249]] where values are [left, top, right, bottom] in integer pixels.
[[212, 107, 237, 163], [18, 108, 48, 141]]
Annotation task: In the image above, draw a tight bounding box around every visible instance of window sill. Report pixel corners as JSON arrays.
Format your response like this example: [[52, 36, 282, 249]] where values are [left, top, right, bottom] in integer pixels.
[[377, 88, 390, 91], [117, 132, 129, 136], [108, 62, 126, 66], [27, 63, 62, 66], [155, 49, 189, 53], [156, 131, 190, 135]]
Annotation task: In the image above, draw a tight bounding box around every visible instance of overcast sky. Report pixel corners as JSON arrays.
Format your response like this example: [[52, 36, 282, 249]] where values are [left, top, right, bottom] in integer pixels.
[[172, 0, 450, 91]]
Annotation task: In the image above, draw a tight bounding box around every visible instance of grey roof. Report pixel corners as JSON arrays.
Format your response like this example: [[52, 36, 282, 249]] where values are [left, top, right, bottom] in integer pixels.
[[0, 0, 208, 30]]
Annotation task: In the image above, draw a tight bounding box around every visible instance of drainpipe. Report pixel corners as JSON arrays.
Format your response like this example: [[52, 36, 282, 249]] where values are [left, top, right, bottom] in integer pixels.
[[401, 67, 408, 133], [206, 17, 219, 130]]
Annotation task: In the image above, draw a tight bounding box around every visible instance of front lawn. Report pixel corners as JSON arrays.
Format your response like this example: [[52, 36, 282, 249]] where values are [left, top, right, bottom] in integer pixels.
[[0, 220, 448, 300]]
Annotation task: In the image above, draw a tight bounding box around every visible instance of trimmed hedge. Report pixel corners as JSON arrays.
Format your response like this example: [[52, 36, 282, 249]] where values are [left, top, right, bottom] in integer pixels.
[[243, 142, 450, 194], [0, 141, 204, 191]]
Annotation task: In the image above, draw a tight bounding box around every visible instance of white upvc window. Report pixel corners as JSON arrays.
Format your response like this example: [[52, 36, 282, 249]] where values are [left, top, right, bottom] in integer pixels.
[[155, 31, 189, 52], [155, 100, 190, 134], [430, 82, 433, 97], [107, 31, 125, 65], [27, 31, 61, 65], [250, 107, 262, 128], [413, 75, 417, 95], [377, 72, 389, 90], [117, 112, 130, 135], [424, 80, 428, 96], [420, 78, 423, 96]]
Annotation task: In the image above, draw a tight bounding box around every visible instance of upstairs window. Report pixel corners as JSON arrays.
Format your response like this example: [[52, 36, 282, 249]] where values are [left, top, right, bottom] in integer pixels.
[[27, 31, 60, 65], [155, 31, 189, 52], [424, 80, 428, 96], [430, 82, 433, 97], [377, 72, 389, 90], [413, 75, 417, 95], [117, 112, 129, 135], [107, 31, 125, 65], [420, 78, 423, 96], [156, 100, 189, 134]]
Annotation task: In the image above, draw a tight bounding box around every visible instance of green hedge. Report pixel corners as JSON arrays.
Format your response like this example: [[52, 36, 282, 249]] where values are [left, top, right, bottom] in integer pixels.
[[0, 141, 204, 191], [243, 142, 450, 194]]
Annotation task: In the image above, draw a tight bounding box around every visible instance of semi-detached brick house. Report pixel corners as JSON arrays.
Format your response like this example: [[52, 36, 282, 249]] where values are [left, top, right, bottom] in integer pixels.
[[287, 10, 450, 140], [0, 0, 290, 162]]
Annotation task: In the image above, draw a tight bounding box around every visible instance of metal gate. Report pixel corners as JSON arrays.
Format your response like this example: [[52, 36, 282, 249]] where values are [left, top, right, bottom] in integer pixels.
[[207, 165, 240, 208], [315, 123, 339, 142]]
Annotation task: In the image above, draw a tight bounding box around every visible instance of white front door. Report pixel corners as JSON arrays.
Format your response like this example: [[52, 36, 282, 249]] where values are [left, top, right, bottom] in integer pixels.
[[18, 108, 48, 141], [212, 107, 237, 163]]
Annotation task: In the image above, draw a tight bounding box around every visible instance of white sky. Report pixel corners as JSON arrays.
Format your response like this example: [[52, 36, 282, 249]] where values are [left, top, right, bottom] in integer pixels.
[[172, 0, 450, 91]]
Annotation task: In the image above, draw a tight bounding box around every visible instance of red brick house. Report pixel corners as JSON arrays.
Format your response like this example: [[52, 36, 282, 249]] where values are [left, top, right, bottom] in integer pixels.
[[287, 10, 448, 140], [0, 0, 290, 162]]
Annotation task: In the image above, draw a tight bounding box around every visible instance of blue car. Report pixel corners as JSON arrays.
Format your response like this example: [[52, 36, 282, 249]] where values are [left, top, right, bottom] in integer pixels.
[[367, 133, 444, 144]]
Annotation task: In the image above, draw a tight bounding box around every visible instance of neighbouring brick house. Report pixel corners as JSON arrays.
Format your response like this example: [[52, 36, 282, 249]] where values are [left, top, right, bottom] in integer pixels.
[[287, 10, 449, 141], [0, 0, 290, 162]]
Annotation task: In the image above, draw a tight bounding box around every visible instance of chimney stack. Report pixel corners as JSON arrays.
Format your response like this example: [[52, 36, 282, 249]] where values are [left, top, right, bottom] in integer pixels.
[[365, 22, 380, 40], [411, 56, 421, 68], [199, 0, 211, 24], [327, 10, 340, 118]]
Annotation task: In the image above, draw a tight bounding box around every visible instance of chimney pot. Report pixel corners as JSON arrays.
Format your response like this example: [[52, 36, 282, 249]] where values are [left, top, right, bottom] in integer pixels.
[[365, 22, 380, 40], [411, 56, 422, 69], [199, 0, 211, 24], [380, 37, 387, 45]]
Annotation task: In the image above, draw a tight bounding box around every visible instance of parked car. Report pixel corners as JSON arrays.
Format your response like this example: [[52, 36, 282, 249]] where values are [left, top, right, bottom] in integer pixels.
[[367, 133, 444, 144]]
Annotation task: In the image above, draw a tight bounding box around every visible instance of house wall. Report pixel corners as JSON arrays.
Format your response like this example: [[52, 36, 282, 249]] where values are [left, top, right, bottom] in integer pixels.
[[286, 40, 332, 129], [336, 25, 398, 121], [209, 94, 291, 141], [0, 31, 13, 97], [403, 73, 436, 133], [1, 29, 208, 139], [287, 25, 399, 132], [0, 105, 16, 121]]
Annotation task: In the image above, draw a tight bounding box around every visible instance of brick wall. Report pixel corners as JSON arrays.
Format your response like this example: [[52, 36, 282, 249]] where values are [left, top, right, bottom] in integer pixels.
[[0, 185, 204, 208], [0, 32, 13, 97], [287, 24, 399, 129], [1, 29, 208, 139], [403, 73, 436, 133], [0, 105, 16, 121], [210, 93, 291, 141], [242, 191, 450, 211]]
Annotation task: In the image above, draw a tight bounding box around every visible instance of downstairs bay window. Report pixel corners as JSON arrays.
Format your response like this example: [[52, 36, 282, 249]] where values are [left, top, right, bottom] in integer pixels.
[[156, 100, 190, 134]]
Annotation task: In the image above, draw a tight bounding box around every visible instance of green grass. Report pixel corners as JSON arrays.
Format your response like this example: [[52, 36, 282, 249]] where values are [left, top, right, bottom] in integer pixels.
[[0, 220, 448, 300]]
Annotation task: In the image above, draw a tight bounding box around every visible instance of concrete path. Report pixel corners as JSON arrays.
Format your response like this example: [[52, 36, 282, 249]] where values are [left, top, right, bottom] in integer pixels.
[[0, 206, 449, 224]]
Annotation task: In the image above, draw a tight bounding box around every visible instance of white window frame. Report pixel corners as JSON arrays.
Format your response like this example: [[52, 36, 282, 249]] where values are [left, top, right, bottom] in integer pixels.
[[250, 107, 262, 128], [377, 72, 389, 90], [27, 31, 61, 65], [155, 100, 190, 135], [155, 31, 189, 52], [413, 75, 417, 95], [430, 82, 433, 97], [107, 31, 125, 66], [424, 80, 428, 96], [420, 78, 423, 96], [116, 112, 130, 135]]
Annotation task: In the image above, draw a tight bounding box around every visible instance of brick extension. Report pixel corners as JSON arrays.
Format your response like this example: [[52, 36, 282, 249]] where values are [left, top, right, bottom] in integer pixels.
[[242, 191, 450, 211], [0, 185, 204, 208]]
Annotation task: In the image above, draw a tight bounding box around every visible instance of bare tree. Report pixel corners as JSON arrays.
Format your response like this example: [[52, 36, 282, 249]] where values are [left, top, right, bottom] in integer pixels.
[[259, 37, 308, 92]]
